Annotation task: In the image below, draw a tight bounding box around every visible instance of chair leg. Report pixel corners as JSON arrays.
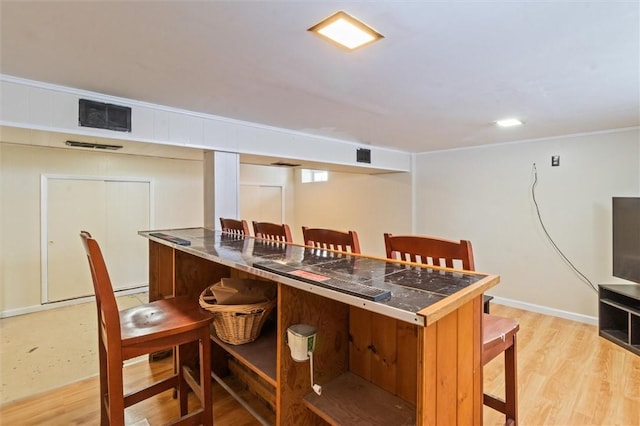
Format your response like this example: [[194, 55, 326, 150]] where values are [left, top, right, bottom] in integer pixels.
[[98, 338, 109, 426], [177, 345, 189, 417], [504, 335, 518, 425], [200, 328, 214, 426], [106, 354, 126, 426], [483, 295, 493, 314]]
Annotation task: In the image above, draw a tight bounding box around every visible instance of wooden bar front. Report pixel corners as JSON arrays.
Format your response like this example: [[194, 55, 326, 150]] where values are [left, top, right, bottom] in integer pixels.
[[143, 229, 498, 425]]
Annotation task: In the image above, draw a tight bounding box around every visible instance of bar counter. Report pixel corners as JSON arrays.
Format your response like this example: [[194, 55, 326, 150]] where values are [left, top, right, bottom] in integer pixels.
[[140, 227, 499, 426]]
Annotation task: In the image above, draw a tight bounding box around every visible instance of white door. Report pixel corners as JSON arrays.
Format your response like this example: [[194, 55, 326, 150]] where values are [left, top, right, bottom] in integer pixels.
[[46, 178, 150, 302], [240, 185, 283, 224], [103, 181, 150, 291], [47, 179, 106, 302]]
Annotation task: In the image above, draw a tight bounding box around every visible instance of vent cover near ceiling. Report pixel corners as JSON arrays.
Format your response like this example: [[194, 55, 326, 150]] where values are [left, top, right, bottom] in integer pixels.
[[79, 99, 132, 132], [65, 140, 123, 150], [356, 148, 371, 164], [271, 161, 301, 167]]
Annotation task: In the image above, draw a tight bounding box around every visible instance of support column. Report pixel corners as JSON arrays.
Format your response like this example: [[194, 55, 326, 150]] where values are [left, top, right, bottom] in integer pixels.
[[204, 151, 240, 229]]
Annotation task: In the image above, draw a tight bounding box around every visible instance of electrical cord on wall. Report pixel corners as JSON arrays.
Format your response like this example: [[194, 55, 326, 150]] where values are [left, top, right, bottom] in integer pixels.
[[531, 163, 598, 293]]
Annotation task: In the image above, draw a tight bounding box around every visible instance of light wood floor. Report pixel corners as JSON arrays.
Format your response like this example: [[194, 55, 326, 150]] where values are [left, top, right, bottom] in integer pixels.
[[1, 304, 639, 425]]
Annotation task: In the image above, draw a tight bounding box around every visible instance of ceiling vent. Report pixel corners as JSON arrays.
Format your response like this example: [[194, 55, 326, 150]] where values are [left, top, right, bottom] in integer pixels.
[[65, 140, 123, 150], [79, 99, 131, 132]]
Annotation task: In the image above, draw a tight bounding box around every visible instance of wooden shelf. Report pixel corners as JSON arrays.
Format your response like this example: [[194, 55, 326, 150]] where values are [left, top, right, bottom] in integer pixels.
[[302, 372, 415, 426], [210, 320, 277, 387]]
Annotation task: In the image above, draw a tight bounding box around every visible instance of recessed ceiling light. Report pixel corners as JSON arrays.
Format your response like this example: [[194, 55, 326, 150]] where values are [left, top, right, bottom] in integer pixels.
[[495, 118, 523, 127], [308, 11, 383, 51]]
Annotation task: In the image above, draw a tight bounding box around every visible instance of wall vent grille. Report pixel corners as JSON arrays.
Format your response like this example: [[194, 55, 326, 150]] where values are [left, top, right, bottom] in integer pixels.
[[356, 148, 371, 164], [271, 161, 301, 167], [79, 99, 131, 132], [65, 140, 123, 150]]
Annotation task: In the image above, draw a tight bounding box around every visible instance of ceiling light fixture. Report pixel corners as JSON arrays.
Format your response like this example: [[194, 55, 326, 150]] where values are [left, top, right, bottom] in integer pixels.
[[495, 118, 523, 127], [308, 11, 383, 51]]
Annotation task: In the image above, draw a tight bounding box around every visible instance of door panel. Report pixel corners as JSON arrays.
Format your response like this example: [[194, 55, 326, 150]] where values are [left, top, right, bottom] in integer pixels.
[[46, 178, 150, 302], [47, 179, 106, 301], [104, 181, 150, 291]]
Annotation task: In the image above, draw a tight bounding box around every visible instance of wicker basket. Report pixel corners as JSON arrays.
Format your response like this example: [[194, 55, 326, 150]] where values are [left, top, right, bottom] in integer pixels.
[[199, 285, 276, 345]]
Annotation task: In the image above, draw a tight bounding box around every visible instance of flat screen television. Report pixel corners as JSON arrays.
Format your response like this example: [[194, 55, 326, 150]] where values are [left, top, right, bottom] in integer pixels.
[[613, 197, 640, 284]]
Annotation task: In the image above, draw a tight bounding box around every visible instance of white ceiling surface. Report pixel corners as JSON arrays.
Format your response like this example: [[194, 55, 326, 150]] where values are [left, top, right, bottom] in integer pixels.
[[1, 1, 639, 154]]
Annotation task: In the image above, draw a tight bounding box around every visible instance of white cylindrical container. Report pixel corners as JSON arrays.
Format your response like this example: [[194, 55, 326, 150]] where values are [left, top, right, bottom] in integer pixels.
[[286, 324, 317, 362]]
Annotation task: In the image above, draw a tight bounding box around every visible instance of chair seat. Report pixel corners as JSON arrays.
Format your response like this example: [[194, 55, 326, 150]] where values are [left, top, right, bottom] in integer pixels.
[[120, 297, 213, 343], [482, 313, 519, 365], [119, 297, 213, 360]]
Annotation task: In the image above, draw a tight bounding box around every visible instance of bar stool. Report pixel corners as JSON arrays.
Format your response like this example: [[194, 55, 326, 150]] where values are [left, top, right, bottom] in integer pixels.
[[301, 226, 361, 253], [383, 232, 519, 425], [253, 221, 293, 243], [80, 231, 214, 425], [384, 233, 493, 313], [220, 217, 250, 236], [483, 313, 519, 426]]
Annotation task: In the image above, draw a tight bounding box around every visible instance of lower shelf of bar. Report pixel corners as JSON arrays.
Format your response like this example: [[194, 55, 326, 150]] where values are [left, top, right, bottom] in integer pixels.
[[303, 372, 416, 426], [210, 320, 277, 387]]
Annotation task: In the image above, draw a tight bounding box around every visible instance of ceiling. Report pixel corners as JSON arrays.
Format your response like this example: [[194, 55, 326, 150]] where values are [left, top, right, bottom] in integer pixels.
[[1, 1, 638, 154]]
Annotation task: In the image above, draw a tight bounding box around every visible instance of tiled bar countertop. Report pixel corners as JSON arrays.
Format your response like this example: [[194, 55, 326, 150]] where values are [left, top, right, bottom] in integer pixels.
[[139, 227, 499, 326]]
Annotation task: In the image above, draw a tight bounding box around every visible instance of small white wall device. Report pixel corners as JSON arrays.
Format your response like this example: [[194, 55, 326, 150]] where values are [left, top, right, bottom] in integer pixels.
[[286, 324, 322, 395]]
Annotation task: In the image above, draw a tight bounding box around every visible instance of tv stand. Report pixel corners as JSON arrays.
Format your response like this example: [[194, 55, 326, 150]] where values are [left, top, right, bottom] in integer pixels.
[[599, 284, 640, 356]]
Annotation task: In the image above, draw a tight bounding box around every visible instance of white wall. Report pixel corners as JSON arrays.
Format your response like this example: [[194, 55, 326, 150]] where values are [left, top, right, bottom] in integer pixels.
[[415, 128, 640, 319], [0, 142, 204, 315], [292, 170, 413, 256], [240, 163, 296, 235]]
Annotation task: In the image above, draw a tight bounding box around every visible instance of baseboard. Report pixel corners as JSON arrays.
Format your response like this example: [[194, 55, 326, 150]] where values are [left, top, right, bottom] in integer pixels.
[[0, 286, 148, 318], [490, 295, 598, 325]]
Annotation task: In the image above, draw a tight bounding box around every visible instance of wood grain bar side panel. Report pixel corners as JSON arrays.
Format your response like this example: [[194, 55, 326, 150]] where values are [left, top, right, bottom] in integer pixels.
[[350, 307, 418, 405], [349, 306, 372, 381], [148, 240, 175, 301], [472, 295, 483, 425], [418, 321, 437, 426], [456, 298, 475, 425], [370, 312, 398, 394], [396, 321, 418, 403], [436, 309, 458, 426], [417, 297, 482, 426], [174, 250, 229, 299], [277, 284, 349, 426]]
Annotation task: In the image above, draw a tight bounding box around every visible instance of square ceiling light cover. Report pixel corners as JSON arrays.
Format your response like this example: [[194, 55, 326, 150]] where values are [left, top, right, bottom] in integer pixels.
[[308, 11, 383, 50]]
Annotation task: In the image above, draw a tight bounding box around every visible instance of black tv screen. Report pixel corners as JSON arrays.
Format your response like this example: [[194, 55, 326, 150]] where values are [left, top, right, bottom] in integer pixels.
[[613, 197, 640, 284]]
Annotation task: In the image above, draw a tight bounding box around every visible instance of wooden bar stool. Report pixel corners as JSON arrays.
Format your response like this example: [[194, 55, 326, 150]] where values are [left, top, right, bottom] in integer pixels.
[[220, 217, 250, 236], [252, 221, 293, 243], [483, 313, 519, 426], [301, 226, 361, 253], [384, 233, 493, 313], [80, 231, 214, 426], [383, 232, 519, 425]]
